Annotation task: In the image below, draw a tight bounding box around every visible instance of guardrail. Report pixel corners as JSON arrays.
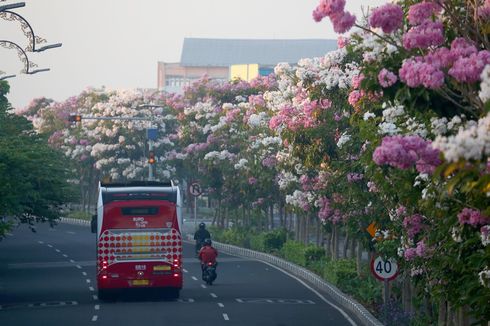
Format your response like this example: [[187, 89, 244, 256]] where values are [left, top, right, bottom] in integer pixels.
[[212, 241, 383, 326], [59, 218, 383, 326]]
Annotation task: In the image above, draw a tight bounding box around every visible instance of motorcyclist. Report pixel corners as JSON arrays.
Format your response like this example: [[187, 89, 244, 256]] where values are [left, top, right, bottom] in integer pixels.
[[194, 222, 211, 254], [198, 238, 218, 271]]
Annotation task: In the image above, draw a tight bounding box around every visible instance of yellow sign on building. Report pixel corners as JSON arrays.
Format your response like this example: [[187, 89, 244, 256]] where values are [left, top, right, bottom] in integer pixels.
[[230, 64, 259, 82]]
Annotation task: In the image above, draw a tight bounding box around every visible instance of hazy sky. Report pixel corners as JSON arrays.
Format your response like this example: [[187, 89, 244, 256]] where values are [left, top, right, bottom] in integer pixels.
[[1, 0, 383, 109]]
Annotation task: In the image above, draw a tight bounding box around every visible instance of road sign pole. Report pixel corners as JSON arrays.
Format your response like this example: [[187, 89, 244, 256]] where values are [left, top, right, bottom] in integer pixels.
[[194, 195, 197, 229], [148, 139, 154, 181]]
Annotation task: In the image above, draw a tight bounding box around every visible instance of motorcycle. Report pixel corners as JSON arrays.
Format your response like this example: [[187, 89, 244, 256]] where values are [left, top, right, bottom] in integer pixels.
[[202, 261, 217, 285]]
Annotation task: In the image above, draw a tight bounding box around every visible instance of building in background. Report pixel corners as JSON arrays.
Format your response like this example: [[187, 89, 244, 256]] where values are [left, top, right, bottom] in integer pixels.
[[158, 38, 337, 93]]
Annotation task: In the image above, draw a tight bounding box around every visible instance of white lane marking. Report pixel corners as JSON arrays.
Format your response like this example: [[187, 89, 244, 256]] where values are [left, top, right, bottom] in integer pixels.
[[76, 265, 82, 269], [47, 244, 53, 248], [38, 241, 44, 244], [218, 302, 224, 308], [89, 286, 95, 291], [69, 259, 75, 263], [86, 279, 91, 283], [6, 233, 13, 236], [183, 268, 188, 273], [66, 231, 76, 235], [82, 272, 87, 276], [93, 295, 98, 300], [236, 298, 243, 303], [91, 315, 98, 322], [191, 276, 197, 281], [210, 293, 217, 298], [201, 284, 207, 289], [94, 304, 100, 310], [63, 254, 68, 258], [223, 313, 229, 321], [55, 249, 61, 253], [261, 261, 358, 326]]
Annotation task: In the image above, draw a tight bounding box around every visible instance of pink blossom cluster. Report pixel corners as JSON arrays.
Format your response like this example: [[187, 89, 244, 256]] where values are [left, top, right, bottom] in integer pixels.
[[184, 142, 209, 154], [404, 240, 427, 260], [372, 135, 442, 173], [403, 213, 424, 239], [268, 101, 320, 132], [251, 198, 265, 208], [300, 175, 313, 191], [318, 196, 333, 222], [378, 68, 398, 88], [248, 177, 257, 185], [225, 108, 241, 123], [367, 181, 379, 193], [478, 0, 490, 20], [399, 58, 445, 89], [457, 208, 489, 227], [402, 20, 444, 50], [248, 94, 266, 107], [369, 3, 404, 34], [407, 2, 442, 26], [448, 50, 490, 83], [261, 155, 277, 168], [312, 0, 356, 34], [347, 173, 364, 183]]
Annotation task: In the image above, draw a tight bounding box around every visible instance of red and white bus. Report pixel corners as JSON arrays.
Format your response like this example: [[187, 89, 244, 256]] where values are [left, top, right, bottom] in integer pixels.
[[92, 181, 183, 300]]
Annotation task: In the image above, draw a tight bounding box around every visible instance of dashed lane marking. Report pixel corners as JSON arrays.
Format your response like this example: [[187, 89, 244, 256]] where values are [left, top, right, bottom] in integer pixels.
[[6, 233, 13, 236], [89, 287, 94, 292], [69, 259, 75, 263], [38, 241, 44, 244], [47, 244, 53, 248], [201, 284, 207, 289], [86, 279, 91, 283], [210, 293, 217, 298], [63, 254, 68, 258], [223, 313, 229, 321], [76, 265, 82, 269], [93, 295, 98, 300], [92, 315, 98, 322], [66, 231, 76, 235], [82, 272, 87, 276], [0, 301, 78, 310], [177, 298, 195, 303], [218, 303, 224, 308], [183, 268, 188, 273], [191, 276, 198, 281], [55, 249, 61, 253], [236, 299, 243, 303], [94, 305, 100, 310]]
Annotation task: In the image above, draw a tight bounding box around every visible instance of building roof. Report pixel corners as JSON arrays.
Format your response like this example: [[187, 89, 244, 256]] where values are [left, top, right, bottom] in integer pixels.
[[180, 38, 337, 67]]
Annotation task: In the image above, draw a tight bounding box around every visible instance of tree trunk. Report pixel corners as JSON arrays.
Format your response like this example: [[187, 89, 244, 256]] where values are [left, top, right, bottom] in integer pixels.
[[315, 218, 321, 246], [438, 300, 447, 326], [269, 204, 274, 230], [304, 214, 310, 245], [342, 231, 349, 259], [356, 240, 362, 276], [323, 231, 331, 258]]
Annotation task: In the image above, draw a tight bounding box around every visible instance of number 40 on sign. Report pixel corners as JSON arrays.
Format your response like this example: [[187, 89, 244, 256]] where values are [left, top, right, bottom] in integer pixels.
[[370, 256, 399, 281]]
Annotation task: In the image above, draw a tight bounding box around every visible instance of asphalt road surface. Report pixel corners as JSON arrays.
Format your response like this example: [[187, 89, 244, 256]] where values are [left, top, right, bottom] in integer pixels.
[[0, 222, 358, 326]]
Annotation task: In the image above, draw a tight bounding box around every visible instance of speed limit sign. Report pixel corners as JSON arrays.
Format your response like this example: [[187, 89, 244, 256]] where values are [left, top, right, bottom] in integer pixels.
[[370, 256, 399, 281]]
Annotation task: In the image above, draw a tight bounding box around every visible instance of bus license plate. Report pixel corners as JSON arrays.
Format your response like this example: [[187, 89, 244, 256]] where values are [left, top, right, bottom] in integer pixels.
[[132, 279, 149, 286], [154, 265, 171, 271]]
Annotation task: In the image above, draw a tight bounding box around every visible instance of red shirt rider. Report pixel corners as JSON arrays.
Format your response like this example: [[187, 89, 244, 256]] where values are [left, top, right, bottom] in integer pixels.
[[199, 242, 218, 266]]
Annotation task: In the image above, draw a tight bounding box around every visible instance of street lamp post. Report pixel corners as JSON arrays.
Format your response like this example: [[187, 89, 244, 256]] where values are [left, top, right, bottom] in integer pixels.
[[0, 2, 62, 78]]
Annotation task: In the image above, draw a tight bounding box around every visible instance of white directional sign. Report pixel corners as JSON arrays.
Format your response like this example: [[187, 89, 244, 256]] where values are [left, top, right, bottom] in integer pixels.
[[370, 256, 399, 281], [189, 182, 202, 197]]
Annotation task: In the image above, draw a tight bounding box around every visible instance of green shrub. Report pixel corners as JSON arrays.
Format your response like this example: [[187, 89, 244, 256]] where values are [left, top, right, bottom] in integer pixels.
[[280, 241, 307, 266], [250, 233, 265, 251], [263, 228, 288, 252], [323, 258, 357, 286]]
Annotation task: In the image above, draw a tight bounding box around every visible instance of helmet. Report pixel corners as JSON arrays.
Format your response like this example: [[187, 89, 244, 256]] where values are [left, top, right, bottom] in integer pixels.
[[199, 222, 206, 229], [204, 238, 212, 246]]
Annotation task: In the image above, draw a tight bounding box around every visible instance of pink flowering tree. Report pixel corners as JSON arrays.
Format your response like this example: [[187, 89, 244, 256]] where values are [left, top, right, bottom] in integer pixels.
[[314, 0, 490, 321]]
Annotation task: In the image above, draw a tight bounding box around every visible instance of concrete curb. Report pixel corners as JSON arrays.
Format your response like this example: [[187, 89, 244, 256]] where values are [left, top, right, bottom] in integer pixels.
[[59, 218, 382, 326]]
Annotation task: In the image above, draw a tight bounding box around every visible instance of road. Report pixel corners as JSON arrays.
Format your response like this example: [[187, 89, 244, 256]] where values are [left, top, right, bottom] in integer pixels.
[[0, 222, 358, 326]]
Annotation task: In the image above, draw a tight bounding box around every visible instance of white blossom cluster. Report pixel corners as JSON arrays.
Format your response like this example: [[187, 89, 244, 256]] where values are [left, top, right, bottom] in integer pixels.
[[352, 30, 400, 63], [285, 190, 315, 208], [247, 112, 269, 128], [336, 132, 351, 148], [277, 171, 298, 190], [90, 143, 120, 157], [234, 158, 249, 170], [432, 113, 490, 162], [203, 150, 236, 161], [479, 64, 490, 103], [479, 267, 490, 288], [185, 101, 217, 120]]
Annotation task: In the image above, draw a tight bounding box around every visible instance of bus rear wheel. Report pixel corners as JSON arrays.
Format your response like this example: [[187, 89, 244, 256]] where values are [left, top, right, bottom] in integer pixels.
[[98, 289, 115, 302]]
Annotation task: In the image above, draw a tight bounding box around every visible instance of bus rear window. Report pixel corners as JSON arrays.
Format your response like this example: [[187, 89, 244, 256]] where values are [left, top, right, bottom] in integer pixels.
[[121, 207, 159, 216]]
